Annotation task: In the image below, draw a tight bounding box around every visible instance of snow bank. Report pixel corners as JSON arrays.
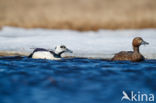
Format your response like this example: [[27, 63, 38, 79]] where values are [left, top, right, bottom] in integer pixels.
[[0, 26, 156, 59]]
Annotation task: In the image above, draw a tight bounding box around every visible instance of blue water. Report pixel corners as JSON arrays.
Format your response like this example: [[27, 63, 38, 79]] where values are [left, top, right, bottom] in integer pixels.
[[0, 56, 156, 103]]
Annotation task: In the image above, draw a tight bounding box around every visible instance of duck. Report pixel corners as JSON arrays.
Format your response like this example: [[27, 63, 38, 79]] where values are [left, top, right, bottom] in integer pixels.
[[28, 45, 73, 60], [112, 37, 149, 62]]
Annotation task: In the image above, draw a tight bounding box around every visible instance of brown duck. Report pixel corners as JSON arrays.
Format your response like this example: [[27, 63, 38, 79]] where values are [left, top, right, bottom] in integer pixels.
[[112, 37, 149, 62]]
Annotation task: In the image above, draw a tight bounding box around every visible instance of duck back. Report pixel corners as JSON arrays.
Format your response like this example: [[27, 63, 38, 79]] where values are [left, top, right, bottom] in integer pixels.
[[112, 51, 133, 61], [112, 51, 144, 62]]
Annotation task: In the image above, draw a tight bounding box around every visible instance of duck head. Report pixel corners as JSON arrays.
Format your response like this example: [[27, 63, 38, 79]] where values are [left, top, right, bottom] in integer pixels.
[[132, 37, 149, 47], [54, 45, 73, 55]]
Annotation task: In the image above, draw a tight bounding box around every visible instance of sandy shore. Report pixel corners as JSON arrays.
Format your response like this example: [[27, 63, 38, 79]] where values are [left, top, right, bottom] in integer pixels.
[[0, 51, 155, 60], [0, 0, 156, 30], [0, 51, 29, 56]]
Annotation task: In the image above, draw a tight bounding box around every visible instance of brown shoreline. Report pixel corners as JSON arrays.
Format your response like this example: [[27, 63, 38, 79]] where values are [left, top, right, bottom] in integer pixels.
[[1, 24, 156, 31], [0, 0, 156, 31], [0, 51, 155, 60], [0, 51, 29, 56], [0, 51, 111, 60]]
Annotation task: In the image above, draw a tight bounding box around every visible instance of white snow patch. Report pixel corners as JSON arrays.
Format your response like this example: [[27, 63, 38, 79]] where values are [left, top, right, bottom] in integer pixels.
[[0, 26, 156, 59]]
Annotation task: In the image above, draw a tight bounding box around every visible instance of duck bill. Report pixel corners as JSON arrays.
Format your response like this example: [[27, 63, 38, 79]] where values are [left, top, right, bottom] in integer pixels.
[[66, 49, 73, 53], [142, 40, 149, 45]]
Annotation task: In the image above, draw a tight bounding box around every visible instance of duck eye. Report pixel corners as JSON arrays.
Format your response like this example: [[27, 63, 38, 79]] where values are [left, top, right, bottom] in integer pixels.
[[139, 40, 142, 43], [60, 46, 65, 48]]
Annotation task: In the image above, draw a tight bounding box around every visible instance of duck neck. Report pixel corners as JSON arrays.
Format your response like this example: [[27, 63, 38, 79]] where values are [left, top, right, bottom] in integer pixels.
[[55, 51, 65, 57], [133, 46, 140, 53]]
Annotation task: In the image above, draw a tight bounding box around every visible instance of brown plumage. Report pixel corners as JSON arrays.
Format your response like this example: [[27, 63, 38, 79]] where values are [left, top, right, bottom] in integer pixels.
[[112, 37, 149, 62]]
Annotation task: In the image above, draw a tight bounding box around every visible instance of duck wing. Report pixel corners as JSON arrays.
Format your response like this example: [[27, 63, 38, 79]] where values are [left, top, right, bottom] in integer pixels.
[[28, 48, 49, 58], [33, 48, 49, 52], [112, 51, 133, 61]]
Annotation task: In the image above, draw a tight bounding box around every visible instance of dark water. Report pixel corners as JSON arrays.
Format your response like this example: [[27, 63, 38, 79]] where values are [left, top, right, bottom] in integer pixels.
[[0, 56, 156, 103]]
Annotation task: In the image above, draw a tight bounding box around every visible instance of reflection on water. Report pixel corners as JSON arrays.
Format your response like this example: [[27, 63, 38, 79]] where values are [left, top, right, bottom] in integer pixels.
[[0, 56, 156, 103]]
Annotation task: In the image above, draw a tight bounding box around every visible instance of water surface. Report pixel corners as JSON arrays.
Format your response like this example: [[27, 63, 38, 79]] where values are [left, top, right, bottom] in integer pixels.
[[0, 57, 156, 103]]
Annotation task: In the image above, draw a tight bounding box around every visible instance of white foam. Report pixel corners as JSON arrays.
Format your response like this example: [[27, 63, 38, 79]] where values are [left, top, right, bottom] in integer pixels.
[[0, 26, 156, 59]]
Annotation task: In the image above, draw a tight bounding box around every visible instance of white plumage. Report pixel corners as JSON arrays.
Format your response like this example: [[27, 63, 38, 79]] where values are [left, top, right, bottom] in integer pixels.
[[29, 45, 72, 60], [32, 51, 61, 60]]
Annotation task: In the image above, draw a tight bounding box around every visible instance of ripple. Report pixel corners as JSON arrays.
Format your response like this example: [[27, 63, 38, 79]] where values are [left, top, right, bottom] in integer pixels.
[[0, 56, 156, 103]]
